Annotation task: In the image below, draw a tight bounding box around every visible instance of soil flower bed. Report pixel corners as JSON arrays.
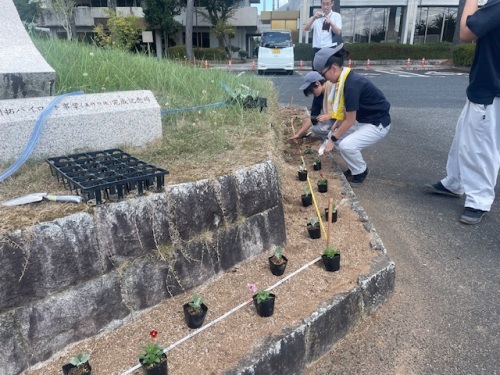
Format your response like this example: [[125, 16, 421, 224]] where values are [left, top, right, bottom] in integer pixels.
[[22, 108, 380, 375]]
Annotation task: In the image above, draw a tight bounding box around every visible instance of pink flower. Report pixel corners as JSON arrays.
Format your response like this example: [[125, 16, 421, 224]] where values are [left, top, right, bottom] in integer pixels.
[[247, 283, 258, 294]]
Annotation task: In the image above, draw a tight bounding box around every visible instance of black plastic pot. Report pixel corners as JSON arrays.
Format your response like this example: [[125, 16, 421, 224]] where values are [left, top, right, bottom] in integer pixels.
[[140, 354, 168, 375], [307, 225, 321, 239], [325, 208, 338, 223], [322, 253, 340, 272], [298, 170, 308, 181], [62, 362, 92, 375], [253, 293, 276, 317], [301, 194, 312, 207], [317, 182, 328, 193], [183, 303, 208, 329], [268, 255, 288, 276], [313, 161, 322, 171], [259, 97, 268, 112]]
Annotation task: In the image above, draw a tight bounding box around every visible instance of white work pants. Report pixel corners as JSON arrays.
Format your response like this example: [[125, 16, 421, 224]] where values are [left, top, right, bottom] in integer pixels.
[[336, 122, 391, 175], [442, 97, 500, 211]]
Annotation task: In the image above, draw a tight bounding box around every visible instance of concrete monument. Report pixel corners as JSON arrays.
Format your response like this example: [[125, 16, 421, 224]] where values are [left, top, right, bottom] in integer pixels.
[[0, 1, 163, 165], [0, 0, 56, 99]]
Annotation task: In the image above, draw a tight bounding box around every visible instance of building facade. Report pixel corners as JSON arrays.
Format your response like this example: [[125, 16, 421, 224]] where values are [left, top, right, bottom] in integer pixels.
[[270, 0, 464, 45], [35, 0, 260, 58], [34, 0, 472, 59]]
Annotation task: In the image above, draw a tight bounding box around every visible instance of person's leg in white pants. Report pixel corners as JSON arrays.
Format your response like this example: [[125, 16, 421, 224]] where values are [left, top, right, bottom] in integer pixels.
[[337, 122, 391, 175], [442, 98, 500, 211]]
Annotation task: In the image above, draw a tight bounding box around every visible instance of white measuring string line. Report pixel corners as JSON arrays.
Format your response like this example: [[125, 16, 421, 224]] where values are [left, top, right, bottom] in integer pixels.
[[120, 254, 322, 375]]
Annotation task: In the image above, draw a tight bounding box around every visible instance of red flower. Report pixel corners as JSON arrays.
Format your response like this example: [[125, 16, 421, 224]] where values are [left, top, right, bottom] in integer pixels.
[[150, 329, 158, 339]]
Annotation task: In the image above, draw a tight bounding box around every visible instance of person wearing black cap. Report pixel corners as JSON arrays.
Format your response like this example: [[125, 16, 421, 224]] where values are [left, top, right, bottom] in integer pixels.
[[289, 71, 335, 140], [313, 44, 391, 186]]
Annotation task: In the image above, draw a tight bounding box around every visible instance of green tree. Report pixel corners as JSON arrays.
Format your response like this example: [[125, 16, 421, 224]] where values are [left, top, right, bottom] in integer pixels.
[[143, 0, 183, 54], [212, 19, 235, 56], [46, 0, 77, 40], [13, 0, 41, 24], [198, 0, 239, 49], [93, 10, 143, 52]]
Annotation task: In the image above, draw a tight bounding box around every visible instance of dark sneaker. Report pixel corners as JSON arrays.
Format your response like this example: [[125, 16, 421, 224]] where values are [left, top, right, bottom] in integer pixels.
[[460, 207, 487, 225], [350, 168, 369, 186], [343, 169, 353, 180], [423, 182, 462, 198]]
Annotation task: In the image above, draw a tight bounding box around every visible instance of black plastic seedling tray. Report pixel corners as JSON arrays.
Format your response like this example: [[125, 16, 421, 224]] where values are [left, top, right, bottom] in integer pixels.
[[46, 149, 169, 204]]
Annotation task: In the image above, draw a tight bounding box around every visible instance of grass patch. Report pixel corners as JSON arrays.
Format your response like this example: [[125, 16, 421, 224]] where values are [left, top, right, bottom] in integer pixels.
[[0, 38, 283, 234]]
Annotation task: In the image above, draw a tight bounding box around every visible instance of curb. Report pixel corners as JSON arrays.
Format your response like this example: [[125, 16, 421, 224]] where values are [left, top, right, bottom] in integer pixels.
[[210, 59, 458, 72], [225, 170, 396, 375]]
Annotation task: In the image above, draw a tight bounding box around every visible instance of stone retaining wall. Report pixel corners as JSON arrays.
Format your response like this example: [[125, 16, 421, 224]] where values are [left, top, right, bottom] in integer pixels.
[[0, 159, 286, 375]]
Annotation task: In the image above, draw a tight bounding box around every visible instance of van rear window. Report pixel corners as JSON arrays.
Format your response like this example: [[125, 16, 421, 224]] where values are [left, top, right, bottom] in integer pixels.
[[261, 31, 292, 49]]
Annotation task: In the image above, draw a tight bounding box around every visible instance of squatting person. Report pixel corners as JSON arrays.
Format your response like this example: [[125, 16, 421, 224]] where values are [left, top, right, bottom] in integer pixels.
[[313, 44, 391, 186]]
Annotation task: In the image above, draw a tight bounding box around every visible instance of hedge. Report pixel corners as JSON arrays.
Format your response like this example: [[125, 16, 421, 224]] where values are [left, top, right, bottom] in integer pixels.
[[294, 42, 454, 61], [167, 42, 475, 66], [452, 43, 476, 66], [167, 46, 226, 61]]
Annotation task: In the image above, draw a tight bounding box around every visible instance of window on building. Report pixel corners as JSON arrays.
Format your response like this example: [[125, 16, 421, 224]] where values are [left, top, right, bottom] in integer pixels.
[[116, 0, 142, 5], [90, 0, 108, 5], [193, 32, 210, 48], [183, 32, 210, 48], [89, 0, 142, 5], [415, 7, 457, 44], [339, 7, 402, 44]]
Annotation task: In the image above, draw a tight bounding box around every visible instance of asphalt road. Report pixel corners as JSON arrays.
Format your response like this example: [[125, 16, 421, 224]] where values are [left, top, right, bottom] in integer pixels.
[[268, 69, 500, 375]]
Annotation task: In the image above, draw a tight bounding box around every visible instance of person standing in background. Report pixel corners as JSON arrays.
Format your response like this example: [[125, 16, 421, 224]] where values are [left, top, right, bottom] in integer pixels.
[[304, 0, 342, 68], [423, 0, 500, 225]]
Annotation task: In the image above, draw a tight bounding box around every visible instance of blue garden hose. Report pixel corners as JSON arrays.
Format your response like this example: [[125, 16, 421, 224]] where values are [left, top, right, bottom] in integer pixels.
[[160, 83, 232, 115], [0, 83, 235, 183]]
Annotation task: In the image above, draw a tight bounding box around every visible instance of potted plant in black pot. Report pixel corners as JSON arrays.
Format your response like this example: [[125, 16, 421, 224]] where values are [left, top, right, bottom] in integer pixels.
[[324, 205, 338, 222], [62, 354, 91, 375], [313, 157, 322, 171], [317, 174, 328, 193], [138, 330, 168, 375], [298, 162, 308, 181], [301, 186, 312, 207], [307, 217, 321, 239], [248, 283, 276, 317], [268, 246, 288, 276], [183, 293, 208, 329], [322, 245, 340, 272]]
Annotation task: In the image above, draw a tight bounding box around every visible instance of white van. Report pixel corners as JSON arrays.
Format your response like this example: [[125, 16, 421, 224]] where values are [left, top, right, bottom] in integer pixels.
[[257, 30, 294, 75]]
